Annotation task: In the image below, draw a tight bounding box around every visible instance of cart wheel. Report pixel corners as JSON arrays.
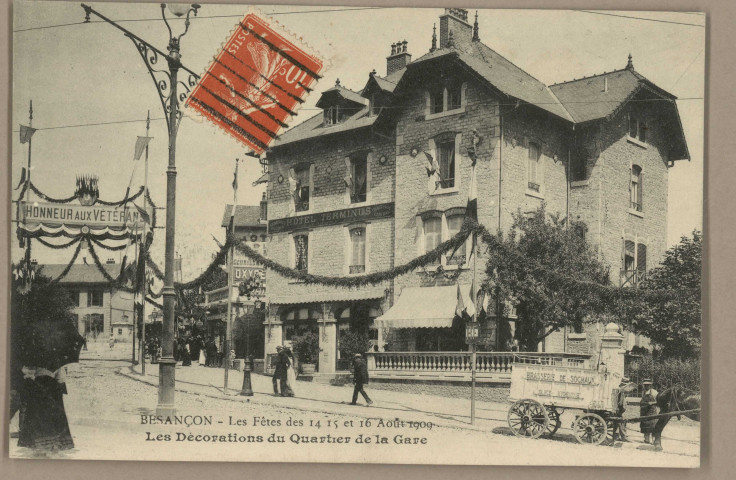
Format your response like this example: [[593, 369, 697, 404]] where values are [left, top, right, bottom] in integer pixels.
[[573, 413, 608, 445], [507, 399, 549, 439], [545, 406, 562, 437]]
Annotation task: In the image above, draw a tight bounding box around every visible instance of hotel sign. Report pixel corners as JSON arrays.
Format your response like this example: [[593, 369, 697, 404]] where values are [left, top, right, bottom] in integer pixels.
[[19, 201, 151, 229], [269, 202, 394, 234]]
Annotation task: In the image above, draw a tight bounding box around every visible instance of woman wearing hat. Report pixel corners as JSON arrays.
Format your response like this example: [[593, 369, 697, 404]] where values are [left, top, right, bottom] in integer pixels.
[[639, 379, 659, 444]]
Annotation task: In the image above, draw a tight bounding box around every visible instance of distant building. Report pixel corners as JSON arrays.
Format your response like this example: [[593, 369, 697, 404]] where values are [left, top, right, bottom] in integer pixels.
[[202, 201, 268, 359], [39, 259, 136, 343]]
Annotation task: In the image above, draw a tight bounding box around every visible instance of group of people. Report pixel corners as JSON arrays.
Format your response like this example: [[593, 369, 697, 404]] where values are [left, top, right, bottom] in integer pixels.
[[612, 377, 660, 444]]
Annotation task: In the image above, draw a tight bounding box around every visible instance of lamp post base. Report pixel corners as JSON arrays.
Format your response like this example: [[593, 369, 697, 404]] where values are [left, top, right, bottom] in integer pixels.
[[157, 357, 176, 416], [240, 357, 254, 396]]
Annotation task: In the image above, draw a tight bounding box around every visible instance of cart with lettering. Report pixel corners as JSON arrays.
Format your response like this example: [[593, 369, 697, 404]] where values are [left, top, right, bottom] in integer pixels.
[[507, 356, 621, 445]]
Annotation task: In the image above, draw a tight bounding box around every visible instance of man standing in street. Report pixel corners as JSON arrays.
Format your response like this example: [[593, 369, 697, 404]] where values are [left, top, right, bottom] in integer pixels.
[[272, 346, 283, 395], [640, 379, 659, 444], [613, 376, 637, 442], [351, 353, 373, 406]]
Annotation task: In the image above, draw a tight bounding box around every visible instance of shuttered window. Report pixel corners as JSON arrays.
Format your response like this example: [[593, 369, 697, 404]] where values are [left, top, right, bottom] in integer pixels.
[[528, 142, 541, 192]]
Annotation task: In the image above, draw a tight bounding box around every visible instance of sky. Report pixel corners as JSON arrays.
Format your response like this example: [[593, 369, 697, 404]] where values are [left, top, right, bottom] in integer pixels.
[[10, 2, 705, 279]]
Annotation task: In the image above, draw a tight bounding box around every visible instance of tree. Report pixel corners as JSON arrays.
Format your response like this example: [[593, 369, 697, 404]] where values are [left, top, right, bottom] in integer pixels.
[[634, 230, 701, 358], [11, 271, 79, 375], [485, 206, 611, 351]]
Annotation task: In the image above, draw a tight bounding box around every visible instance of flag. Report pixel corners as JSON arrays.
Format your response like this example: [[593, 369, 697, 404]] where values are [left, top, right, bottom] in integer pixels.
[[465, 159, 478, 264], [20, 125, 36, 144], [133, 203, 151, 225], [15, 167, 27, 190], [134, 136, 153, 161], [232, 160, 239, 193], [424, 151, 439, 177], [480, 288, 490, 315], [455, 282, 465, 319], [465, 279, 477, 319]]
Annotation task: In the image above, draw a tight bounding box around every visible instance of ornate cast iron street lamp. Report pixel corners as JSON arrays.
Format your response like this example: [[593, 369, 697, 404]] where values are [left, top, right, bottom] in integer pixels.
[[81, 2, 201, 416]]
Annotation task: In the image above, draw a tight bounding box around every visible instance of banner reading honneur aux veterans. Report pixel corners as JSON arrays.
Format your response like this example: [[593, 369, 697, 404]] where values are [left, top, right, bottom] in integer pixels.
[[19, 201, 151, 229]]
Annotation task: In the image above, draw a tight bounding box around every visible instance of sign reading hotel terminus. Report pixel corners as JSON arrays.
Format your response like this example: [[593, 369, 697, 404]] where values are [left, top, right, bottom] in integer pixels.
[[268, 202, 394, 234]]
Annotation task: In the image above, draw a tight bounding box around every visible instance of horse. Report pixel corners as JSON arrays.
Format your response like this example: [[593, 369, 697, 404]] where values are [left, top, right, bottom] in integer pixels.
[[651, 385, 700, 451]]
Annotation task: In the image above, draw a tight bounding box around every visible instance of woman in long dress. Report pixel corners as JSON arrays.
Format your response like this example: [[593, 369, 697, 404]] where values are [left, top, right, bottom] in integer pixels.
[[199, 344, 206, 365], [18, 366, 74, 452], [285, 348, 297, 395]]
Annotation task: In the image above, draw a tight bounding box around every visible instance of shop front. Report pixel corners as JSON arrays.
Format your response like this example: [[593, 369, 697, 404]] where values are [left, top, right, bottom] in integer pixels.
[[265, 288, 387, 375]]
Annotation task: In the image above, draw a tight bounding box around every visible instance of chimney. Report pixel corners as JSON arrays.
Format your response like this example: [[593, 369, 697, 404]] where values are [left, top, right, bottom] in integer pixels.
[[386, 40, 411, 76], [440, 8, 472, 50], [260, 191, 268, 223]]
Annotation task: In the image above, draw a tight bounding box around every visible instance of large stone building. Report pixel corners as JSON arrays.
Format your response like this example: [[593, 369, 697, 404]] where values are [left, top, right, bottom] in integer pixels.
[[263, 8, 689, 373], [40, 258, 136, 343]]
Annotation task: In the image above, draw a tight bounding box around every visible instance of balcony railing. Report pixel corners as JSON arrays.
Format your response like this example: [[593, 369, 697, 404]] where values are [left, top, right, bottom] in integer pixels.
[[620, 269, 647, 288], [365, 351, 592, 383]]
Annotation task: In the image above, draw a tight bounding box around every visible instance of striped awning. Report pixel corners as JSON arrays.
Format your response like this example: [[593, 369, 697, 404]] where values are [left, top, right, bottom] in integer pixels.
[[375, 285, 470, 329], [269, 287, 385, 305]]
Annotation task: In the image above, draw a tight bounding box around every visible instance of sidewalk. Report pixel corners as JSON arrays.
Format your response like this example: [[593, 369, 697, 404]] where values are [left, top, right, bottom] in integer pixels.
[[119, 359, 699, 450], [122, 359, 509, 432]]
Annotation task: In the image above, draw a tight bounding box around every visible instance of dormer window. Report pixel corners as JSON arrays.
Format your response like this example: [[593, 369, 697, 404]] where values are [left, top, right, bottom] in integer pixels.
[[325, 106, 340, 126], [425, 80, 466, 118]]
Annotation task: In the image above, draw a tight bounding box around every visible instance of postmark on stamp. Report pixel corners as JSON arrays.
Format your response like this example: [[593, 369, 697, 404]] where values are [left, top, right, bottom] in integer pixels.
[[186, 13, 325, 153]]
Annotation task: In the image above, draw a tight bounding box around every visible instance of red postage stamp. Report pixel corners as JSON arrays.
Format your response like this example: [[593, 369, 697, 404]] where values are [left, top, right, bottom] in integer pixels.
[[186, 13, 325, 153]]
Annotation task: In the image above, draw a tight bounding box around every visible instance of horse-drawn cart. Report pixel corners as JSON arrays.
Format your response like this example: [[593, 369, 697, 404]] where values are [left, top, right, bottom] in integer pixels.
[[507, 359, 623, 445]]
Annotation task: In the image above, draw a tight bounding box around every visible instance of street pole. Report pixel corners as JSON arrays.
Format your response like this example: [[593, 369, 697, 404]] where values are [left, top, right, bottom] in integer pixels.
[[140, 110, 151, 376], [81, 2, 202, 416], [224, 158, 238, 395], [471, 234, 477, 425]]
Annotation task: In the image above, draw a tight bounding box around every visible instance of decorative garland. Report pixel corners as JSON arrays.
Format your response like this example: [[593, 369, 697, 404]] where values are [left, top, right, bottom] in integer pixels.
[[28, 182, 77, 203], [50, 240, 84, 284], [34, 236, 81, 250], [88, 235, 129, 251], [231, 223, 473, 288]]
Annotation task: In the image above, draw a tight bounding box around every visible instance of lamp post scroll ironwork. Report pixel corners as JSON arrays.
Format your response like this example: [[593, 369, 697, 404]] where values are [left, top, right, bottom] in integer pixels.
[[81, 2, 201, 416]]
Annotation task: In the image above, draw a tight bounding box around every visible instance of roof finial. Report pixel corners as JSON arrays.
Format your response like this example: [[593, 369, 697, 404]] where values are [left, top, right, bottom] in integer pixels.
[[447, 30, 455, 48], [430, 23, 437, 52], [335, 78, 341, 87], [472, 11, 480, 42], [626, 53, 634, 70]]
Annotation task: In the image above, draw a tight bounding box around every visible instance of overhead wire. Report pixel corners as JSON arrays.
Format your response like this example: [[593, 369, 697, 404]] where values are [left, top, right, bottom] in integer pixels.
[[575, 10, 705, 28], [12, 7, 390, 33], [10, 97, 705, 133]]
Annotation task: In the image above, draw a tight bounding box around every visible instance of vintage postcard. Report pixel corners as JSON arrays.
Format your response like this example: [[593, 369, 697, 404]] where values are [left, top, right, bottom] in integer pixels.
[[8, 1, 703, 466]]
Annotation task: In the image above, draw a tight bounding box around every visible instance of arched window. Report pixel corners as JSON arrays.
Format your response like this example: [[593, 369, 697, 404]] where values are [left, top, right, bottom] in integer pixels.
[[630, 165, 643, 212]]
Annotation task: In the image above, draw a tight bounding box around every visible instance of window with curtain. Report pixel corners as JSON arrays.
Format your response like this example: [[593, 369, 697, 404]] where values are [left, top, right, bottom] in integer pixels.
[[294, 165, 311, 212], [437, 141, 455, 189], [423, 217, 442, 263], [294, 235, 309, 272], [351, 156, 367, 203], [349, 227, 366, 274], [528, 142, 541, 192], [446, 215, 466, 265], [630, 165, 643, 212]]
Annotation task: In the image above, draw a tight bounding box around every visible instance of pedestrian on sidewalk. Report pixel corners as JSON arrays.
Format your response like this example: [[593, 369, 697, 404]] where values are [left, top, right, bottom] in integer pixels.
[[351, 353, 372, 406], [272, 346, 283, 395], [285, 347, 297, 396], [275, 346, 294, 397], [18, 366, 74, 452], [613, 376, 636, 442], [640, 379, 659, 444]]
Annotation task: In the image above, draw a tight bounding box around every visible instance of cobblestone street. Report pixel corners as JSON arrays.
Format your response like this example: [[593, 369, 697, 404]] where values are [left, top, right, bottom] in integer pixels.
[[9, 344, 700, 466]]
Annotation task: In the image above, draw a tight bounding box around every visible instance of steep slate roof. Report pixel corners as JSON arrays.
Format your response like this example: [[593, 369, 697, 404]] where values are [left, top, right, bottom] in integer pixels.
[[221, 205, 263, 228], [315, 84, 368, 108], [39, 263, 120, 285], [272, 107, 375, 147], [409, 43, 574, 122], [549, 68, 676, 124]]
